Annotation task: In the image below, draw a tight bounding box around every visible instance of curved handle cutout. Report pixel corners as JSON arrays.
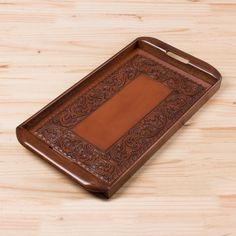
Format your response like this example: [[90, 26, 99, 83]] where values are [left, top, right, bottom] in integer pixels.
[[166, 51, 189, 64]]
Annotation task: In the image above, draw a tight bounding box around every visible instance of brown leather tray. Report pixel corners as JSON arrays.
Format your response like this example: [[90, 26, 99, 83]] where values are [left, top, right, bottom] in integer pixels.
[[16, 37, 222, 198]]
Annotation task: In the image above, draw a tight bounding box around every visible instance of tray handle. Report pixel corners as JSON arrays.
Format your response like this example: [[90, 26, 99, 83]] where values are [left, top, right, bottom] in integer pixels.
[[138, 37, 222, 82], [16, 126, 110, 197]]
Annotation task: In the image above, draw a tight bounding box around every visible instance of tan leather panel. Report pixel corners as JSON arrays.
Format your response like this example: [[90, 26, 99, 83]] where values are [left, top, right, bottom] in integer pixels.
[[73, 74, 171, 150]]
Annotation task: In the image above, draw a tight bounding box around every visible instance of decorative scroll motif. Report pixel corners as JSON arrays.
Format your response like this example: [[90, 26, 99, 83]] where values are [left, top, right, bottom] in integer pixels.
[[35, 54, 205, 184]]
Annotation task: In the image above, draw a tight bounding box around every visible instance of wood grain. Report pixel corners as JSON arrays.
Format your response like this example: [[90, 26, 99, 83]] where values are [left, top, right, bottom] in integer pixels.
[[0, 0, 236, 235]]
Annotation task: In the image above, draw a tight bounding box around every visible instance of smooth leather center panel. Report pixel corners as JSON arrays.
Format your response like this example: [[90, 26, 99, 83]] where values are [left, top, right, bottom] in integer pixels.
[[73, 74, 171, 150]]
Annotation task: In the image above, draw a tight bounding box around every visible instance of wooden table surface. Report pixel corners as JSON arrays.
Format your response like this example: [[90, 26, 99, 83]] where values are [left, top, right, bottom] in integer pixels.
[[1, 1, 236, 235]]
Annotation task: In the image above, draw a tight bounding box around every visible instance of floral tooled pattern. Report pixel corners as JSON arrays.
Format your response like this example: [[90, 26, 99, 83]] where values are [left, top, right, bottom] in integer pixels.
[[35, 54, 205, 184], [51, 60, 139, 128]]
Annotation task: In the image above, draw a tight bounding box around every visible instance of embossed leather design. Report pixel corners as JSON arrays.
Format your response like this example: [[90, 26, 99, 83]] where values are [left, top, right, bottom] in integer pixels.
[[35, 54, 205, 184]]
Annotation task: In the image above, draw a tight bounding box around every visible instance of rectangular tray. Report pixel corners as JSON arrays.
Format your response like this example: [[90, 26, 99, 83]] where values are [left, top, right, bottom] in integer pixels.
[[16, 37, 222, 198]]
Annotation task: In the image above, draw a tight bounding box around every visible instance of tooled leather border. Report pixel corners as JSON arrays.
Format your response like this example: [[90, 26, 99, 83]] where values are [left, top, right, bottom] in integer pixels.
[[35, 54, 206, 184]]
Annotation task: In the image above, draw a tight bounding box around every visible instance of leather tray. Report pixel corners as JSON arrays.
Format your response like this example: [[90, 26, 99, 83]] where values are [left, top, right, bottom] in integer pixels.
[[16, 37, 222, 198]]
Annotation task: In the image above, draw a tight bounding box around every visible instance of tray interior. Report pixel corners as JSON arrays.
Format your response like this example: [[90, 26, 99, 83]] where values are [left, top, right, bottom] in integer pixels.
[[22, 40, 219, 184]]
